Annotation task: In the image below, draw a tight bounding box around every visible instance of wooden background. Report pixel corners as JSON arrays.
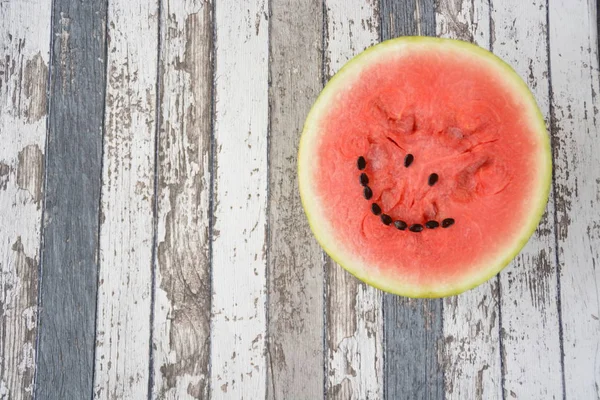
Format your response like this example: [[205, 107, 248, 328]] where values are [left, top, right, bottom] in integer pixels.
[[1, 0, 599, 399]]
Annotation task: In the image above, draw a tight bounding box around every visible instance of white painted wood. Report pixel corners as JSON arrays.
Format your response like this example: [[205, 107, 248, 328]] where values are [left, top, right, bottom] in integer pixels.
[[549, 0, 600, 397], [0, 2, 50, 399], [491, 0, 562, 398], [93, 1, 158, 398], [324, 1, 383, 398], [210, 0, 269, 398], [442, 284, 502, 400], [436, 0, 490, 44], [436, 2, 502, 399], [326, 269, 383, 399], [152, 1, 212, 399]]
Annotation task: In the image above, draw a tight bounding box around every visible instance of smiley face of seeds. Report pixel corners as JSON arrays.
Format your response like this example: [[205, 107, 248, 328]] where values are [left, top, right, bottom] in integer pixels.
[[357, 155, 455, 232]]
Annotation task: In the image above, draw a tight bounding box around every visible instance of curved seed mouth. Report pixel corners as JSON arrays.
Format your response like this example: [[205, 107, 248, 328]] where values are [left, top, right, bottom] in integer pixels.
[[357, 155, 455, 232]]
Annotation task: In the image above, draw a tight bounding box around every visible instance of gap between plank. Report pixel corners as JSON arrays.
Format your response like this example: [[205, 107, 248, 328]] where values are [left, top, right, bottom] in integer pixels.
[[208, 0, 218, 394], [90, 0, 111, 397], [34, 0, 59, 393], [265, 0, 273, 397], [544, 0, 567, 398], [487, 3, 507, 399], [321, 2, 329, 399], [147, 0, 164, 398]]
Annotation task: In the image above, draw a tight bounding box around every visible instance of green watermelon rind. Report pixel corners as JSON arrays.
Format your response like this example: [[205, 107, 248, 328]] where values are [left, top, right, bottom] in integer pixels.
[[298, 36, 552, 298]]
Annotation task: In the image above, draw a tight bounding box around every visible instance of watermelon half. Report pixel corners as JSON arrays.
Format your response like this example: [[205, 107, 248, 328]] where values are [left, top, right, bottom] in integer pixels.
[[298, 37, 551, 298]]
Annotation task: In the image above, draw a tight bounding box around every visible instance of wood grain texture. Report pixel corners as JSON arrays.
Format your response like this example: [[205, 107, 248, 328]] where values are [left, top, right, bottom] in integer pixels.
[[0, 1, 50, 399], [266, 0, 324, 398], [0, 3, 595, 399], [384, 299, 444, 400], [379, 1, 444, 399], [441, 284, 501, 400], [36, 0, 106, 398], [151, 1, 212, 399], [549, 0, 600, 397], [490, 0, 563, 398], [323, 1, 383, 399], [381, 0, 435, 38], [210, 0, 269, 398], [436, 0, 489, 43], [436, 2, 502, 399], [93, 0, 158, 398]]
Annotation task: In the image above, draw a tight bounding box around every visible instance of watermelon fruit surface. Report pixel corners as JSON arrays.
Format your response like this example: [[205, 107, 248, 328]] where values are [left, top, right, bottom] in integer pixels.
[[298, 37, 551, 298]]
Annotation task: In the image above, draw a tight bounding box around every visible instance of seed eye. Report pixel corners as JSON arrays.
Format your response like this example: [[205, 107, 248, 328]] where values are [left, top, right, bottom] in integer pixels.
[[357, 156, 366, 170], [363, 186, 373, 200], [404, 154, 414, 167], [428, 173, 439, 186]]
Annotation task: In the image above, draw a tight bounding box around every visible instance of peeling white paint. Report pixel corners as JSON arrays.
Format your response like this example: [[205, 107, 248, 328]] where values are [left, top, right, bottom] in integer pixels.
[[0, 1, 51, 399], [93, 0, 159, 398], [210, 0, 269, 398], [492, 1, 562, 398], [328, 283, 382, 399], [151, 2, 212, 399], [549, 0, 600, 397]]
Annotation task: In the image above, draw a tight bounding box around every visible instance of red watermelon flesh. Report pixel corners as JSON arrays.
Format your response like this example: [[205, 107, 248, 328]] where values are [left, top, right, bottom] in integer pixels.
[[298, 38, 551, 297]]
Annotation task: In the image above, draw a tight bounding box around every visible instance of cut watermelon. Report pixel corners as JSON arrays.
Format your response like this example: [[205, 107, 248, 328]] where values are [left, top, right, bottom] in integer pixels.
[[298, 37, 551, 298]]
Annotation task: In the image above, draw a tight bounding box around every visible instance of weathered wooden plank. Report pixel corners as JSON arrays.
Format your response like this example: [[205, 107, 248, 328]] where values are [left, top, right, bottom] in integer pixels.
[[436, 0, 490, 44], [323, 1, 383, 399], [385, 298, 444, 399], [381, 0, 435, 38], [549, 0, 600, 397], [93, 1, 159, 398], [379, 1, 444, 399], [0, 1, 50, 399], [436, 2, 502, 399], [441, 284, 501, 400], [35, 0, 106, 398], [383, 293, 444, 399], [151, 1, 212, 399], [266, 0, 324, 398], [210, 0, 269, 398], [490, 0, 563, 398]]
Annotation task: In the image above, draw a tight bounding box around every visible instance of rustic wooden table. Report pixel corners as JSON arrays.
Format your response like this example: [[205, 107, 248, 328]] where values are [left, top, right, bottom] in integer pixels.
[[1, 0, 599, 399]]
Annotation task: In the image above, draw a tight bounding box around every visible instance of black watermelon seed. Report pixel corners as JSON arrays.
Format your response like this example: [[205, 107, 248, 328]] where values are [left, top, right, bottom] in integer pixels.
[[371, 203, 382, 215], [360, 173, 369, 186], [425, 220, 439, 229], [404, 154, 414, 167], [409, 224, 424, 232], [381, 214, 392, 225], [428, 173, 439, 186], [394, 220, 408, 230], [442, 218, 455, 228], [357, 156, 366, 170], [363, 186, 373, 200]]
